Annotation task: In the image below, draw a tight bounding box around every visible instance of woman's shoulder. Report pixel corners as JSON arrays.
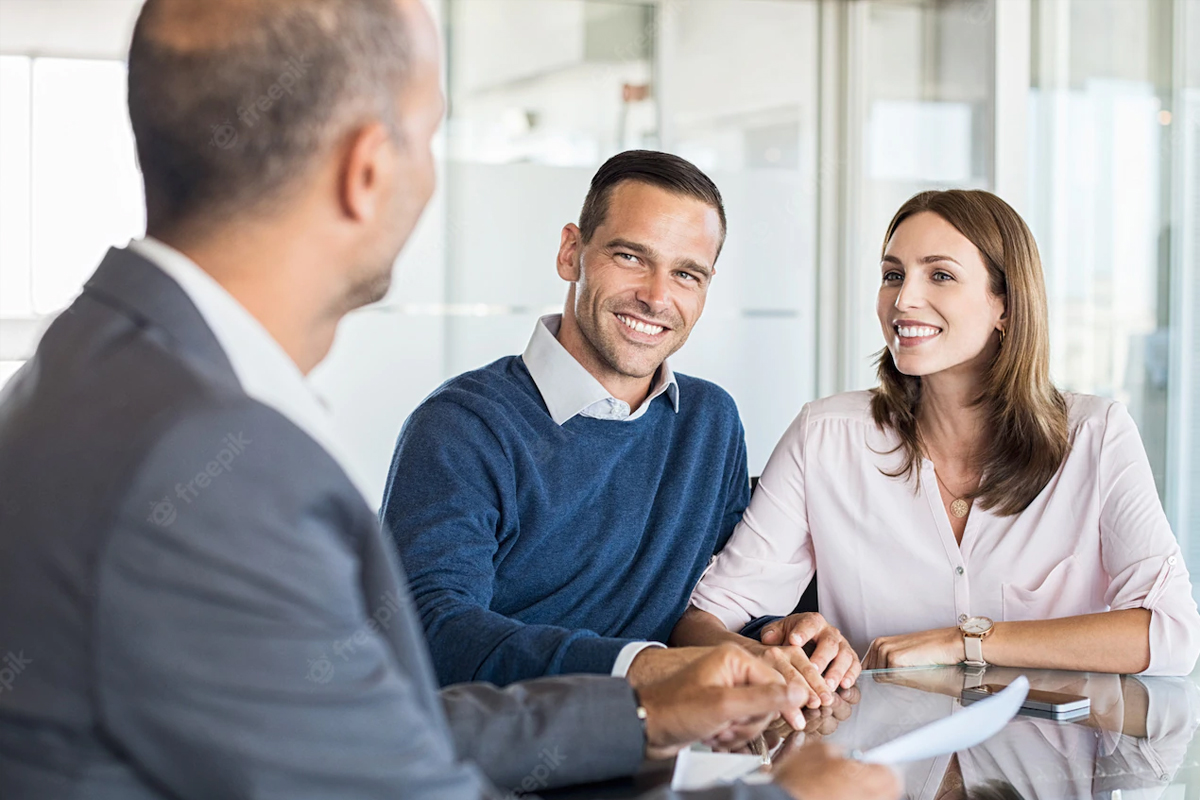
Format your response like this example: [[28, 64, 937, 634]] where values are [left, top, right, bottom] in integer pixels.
[[803, 389, 876, 422], [785, 391, 882, 445], [1063, 391, 1127, 434]]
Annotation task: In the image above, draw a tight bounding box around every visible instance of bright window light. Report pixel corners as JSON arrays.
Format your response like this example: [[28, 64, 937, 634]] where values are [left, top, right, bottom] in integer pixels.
[[0, 56, 32, 317], [31, 58, 144, 315]]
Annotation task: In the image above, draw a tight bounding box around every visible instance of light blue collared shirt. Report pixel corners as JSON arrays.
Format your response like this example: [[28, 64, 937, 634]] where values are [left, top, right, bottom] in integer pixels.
[[520, 314, 680, 426]]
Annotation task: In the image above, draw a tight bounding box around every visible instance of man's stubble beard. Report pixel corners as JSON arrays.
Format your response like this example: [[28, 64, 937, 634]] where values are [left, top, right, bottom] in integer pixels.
[[577, 293, 685, 381], [337, 254, 396, 316]]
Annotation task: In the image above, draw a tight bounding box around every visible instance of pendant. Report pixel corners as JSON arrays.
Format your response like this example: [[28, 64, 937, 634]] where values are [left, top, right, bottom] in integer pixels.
[[950, 498, 970, 518]]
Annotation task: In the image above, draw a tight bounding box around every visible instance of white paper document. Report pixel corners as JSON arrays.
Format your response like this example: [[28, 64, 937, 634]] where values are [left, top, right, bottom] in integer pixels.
[[857, 676, 1029, 764], [670, 676, 1031, 791]]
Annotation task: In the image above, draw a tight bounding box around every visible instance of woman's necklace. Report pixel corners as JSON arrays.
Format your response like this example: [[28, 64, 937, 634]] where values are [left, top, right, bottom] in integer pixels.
[[933, 468, 972, 518]]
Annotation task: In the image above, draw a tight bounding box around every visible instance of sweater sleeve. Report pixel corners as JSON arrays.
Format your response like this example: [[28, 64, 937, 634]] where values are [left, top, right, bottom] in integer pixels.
[[1097, 402, 1200, 676], [380, 398, 637, 687]]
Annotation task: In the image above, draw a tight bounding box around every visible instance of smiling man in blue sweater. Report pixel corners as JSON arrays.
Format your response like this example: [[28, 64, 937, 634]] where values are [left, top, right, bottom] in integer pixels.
[[382, 150, 829, 697]]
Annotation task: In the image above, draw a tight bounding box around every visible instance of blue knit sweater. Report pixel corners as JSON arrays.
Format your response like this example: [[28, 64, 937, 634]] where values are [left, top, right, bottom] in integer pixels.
[[381, 356, 749, 687]]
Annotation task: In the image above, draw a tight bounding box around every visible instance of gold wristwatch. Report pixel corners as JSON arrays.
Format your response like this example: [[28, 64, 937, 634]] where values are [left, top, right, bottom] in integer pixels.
[[959, 616, 994, 667]]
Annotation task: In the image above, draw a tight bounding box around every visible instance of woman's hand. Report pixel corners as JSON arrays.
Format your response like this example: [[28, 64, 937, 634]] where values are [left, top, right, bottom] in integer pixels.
[[757, 613, 862, 692], [862, 627, 963, 670]]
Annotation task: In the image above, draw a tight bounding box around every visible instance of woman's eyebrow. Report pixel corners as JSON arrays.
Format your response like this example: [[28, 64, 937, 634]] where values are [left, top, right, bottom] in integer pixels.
[[920, 254, 961, 266]]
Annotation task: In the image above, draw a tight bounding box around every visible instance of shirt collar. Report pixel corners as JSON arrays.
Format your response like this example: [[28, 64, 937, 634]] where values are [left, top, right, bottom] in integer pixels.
[[127, 237, 374, 506], [521, 313, 680, 426]]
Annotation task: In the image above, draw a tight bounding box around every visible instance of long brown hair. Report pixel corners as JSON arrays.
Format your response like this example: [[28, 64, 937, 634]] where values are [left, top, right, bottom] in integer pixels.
[[869, 190, 1069, 516]]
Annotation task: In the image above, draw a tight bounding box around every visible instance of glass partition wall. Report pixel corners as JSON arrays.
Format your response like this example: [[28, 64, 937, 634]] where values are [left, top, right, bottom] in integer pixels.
[[1028, 0, 1177, 501]]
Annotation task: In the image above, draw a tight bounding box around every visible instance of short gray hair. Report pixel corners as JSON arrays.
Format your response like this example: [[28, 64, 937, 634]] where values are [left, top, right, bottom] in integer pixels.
[[128, 0, 411, 233]]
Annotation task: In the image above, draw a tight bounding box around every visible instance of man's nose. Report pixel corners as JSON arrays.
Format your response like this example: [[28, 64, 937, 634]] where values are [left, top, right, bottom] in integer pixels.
[[636, 268, 671, 313]]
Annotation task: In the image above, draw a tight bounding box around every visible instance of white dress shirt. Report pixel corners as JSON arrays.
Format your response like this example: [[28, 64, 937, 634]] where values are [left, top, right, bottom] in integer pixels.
[[690, 390, 1200, 675], [127, 237, 374, 506], [520, 313, 680, 676]]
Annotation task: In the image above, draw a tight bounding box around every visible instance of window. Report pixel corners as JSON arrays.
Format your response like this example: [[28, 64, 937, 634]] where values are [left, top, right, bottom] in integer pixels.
[[0, 56, 143, 367]]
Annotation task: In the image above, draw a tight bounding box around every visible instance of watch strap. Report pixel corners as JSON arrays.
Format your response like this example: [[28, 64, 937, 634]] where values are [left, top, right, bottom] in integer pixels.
[[963, 634, 986, 666]]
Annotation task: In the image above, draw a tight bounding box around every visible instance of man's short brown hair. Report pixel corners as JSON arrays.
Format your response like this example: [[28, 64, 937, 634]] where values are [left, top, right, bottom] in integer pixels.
[[578, 150, 727, 259]]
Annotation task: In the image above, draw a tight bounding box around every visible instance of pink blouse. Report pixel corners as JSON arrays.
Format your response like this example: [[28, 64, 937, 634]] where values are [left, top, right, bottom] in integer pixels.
[[690, 391, 1200, 675]]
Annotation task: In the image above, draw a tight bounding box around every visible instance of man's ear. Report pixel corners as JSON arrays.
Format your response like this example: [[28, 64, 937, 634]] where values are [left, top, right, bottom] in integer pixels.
[[338, 122, 394, 223], [556, 223, 583, 282]]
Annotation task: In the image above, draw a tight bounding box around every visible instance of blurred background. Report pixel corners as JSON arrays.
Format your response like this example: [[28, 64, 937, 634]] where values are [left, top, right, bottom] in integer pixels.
[[0, 0, 1197, 587]]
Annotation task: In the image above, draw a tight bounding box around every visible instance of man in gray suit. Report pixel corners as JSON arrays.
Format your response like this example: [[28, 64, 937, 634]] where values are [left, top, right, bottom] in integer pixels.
[[0, 1, 898, 799]]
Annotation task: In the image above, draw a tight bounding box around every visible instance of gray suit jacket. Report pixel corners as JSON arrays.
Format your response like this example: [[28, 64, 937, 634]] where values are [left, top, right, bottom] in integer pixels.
[[0, 247, 786, 800]]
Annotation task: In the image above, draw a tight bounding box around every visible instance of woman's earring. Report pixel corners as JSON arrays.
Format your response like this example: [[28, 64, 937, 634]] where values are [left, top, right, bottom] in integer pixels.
[[998, 329, 1005, 346]]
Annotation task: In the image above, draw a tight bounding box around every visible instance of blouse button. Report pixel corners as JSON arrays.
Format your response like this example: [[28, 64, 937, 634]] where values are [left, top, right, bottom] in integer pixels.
[[1168, 556, 1178, 565], [959, 614, 968, 623], [956, 566, 964, 575]]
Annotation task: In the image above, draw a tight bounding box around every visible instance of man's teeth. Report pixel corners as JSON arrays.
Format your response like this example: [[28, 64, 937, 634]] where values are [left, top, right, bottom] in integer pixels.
[[617, 314, 664, 336], [897, 325, 941, 338]]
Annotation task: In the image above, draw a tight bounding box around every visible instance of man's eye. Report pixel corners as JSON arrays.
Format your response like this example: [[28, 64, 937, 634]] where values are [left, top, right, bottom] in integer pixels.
[[616, 252, 639, 263], [675, 271, 697, 282]]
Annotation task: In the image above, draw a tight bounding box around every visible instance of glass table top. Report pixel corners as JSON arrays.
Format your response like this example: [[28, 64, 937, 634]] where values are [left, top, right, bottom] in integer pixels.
[[544, 665, 1200, 799]]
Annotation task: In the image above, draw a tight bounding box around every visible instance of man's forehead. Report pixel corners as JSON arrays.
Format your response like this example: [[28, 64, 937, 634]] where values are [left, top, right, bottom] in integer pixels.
[[597, 183, 722, 257]]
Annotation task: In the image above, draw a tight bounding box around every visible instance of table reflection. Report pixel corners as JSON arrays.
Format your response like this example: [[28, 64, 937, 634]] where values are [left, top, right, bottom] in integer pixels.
[[542, 666, 1200, 800], [768, 666, 1200, 800]]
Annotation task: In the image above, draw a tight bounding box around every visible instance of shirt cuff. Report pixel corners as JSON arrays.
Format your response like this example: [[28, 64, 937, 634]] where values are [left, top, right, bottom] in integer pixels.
[[611, 641, 666, 678]]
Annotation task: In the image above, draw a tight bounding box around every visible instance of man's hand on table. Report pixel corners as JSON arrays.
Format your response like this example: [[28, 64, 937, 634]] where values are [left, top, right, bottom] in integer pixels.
[[625, 646, 713, 688], [634, 643, 807, 759]]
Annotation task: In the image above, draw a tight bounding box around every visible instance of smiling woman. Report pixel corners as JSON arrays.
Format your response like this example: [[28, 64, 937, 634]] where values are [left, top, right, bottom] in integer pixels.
[[672, 188, 1200, 682], [872, 191, 1068, 520]]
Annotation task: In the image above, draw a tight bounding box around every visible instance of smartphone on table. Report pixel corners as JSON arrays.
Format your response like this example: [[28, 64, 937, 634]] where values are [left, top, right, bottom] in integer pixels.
[[961, 683, 1090, 721]]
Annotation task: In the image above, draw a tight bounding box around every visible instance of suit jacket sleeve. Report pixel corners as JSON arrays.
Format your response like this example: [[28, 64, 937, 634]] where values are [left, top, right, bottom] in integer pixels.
[[94, 400, 498, 800], [440, 674, 645, 791]]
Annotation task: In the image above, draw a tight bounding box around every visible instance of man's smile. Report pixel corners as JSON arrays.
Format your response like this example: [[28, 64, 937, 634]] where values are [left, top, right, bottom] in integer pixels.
[[615, 312, 669, 339]]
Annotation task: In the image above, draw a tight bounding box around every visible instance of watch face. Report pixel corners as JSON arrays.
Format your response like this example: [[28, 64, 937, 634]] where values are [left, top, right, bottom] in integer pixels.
[[962, 616, 993, 635]]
